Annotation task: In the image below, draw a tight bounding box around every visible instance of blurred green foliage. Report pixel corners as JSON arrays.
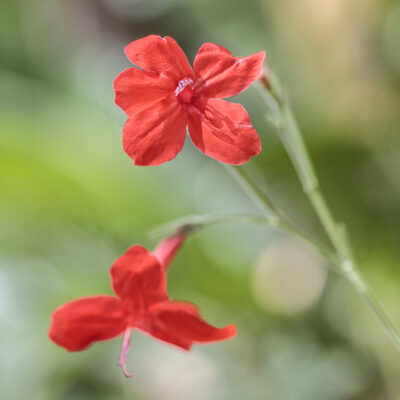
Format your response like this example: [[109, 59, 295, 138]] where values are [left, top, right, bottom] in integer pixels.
[[1, 0, 400, 399]]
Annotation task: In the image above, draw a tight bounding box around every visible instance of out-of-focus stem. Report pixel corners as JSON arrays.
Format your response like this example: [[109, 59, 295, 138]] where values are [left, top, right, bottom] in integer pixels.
[[223, 164, 280, 226], [151, 209, 338, 270], [149, 213, 267, 239], [223, 164, 335, 264], [257, 73, 400, 351]]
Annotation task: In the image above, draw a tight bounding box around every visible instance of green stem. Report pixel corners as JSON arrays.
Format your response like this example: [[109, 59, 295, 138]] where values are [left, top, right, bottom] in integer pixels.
[[223, 164, 336, 264], [149, 212, 268, 239], [150, 211, 339, 273], [258, 76, 400, 350], [223, 164, 280, 225]]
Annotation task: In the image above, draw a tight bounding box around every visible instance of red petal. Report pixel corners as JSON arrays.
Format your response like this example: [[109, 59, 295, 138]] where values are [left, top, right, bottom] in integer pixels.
[[110, 245, 168, 309], [124, 35, 193, 82], [188, 98, 261, 164], [48, 296, 126, 351], [193, 42, 265, 98], [138, 301, 237, 350], [122, 96, 187, 166], [153, 233, 186, 271], [114, 68, 175, 116]]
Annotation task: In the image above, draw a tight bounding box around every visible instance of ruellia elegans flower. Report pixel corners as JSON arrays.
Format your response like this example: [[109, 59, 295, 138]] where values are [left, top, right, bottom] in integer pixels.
[[114, 35, 265, 166], [48, 234, 236, 377]]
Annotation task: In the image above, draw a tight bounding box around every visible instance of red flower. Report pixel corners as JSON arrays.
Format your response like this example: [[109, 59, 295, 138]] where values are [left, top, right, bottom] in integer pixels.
[[114, 35, 265, 166], [48, 234, 236, 377]]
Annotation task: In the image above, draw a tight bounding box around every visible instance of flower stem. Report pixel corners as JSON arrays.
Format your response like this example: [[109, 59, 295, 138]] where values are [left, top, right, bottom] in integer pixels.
[[149, 212, 268, 239], [150, 210, 339, 274], [223, 164, 336, 263], [223, 164, 280, 226], [257, 74, 400, 350]]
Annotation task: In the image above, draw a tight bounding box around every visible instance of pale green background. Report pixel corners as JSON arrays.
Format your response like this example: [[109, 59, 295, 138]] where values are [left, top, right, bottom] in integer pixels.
[[1, 0, 400, 399]]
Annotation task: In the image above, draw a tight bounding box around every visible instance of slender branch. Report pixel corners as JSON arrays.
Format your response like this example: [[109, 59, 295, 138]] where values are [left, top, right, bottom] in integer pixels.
[[223, 165, 280, 225], [223, 164, 337, 264], [150, 210, 339, 273], [257, 74, 400, 350], [149, 212, 268, 239]]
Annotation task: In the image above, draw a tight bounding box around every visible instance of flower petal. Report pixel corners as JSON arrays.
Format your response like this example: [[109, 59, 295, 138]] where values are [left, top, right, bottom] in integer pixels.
[[124, 35, 193, 82], [122, 96, 187, 166], [48, 296, 126, 351], [110, 245, 168, 309], [153, 233, 186, 271], [193, 42, 265, 98], [188, 98, 261, 164], [114, 68, 175, 116], [138, 301, 237, 350]]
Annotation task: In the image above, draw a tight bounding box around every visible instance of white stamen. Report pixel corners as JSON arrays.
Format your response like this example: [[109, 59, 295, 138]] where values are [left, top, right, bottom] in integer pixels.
[[118, 328, 133, 378], [174, 78, 194, 96]]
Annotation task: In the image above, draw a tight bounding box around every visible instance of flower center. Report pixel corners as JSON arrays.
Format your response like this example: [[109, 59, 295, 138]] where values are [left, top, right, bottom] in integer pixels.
[[175, 78, 194, 104]]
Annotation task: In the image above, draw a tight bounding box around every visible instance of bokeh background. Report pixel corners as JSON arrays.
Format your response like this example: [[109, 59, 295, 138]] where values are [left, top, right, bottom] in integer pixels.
[[1, 0, 400, 399]]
